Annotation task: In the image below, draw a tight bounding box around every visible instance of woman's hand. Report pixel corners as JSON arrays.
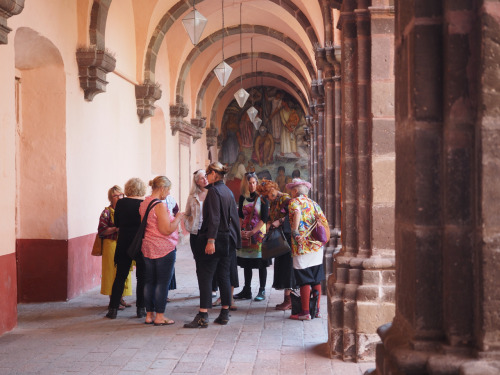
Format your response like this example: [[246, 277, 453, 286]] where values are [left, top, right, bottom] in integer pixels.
[[205, 241, 215, 255], [241, 230, 251, 239]]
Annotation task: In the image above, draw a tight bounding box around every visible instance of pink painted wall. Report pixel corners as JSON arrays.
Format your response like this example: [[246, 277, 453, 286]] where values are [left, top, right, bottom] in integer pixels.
[[17, 65, 67, 240]]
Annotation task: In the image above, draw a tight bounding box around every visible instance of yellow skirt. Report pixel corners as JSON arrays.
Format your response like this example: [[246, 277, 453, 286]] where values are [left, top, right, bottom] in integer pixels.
[[100, 239, 132, 296]]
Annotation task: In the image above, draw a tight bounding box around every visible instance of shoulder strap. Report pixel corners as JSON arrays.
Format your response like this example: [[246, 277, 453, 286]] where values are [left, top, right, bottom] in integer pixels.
[[142, 199, 161, 223]]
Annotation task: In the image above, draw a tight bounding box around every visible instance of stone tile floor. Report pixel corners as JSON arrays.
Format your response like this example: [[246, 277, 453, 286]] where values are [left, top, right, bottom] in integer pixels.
[[0, 243, 374, 374]]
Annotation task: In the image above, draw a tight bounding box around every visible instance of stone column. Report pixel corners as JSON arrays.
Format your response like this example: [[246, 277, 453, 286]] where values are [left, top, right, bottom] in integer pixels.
[[355, 0, 371, 259], [371, 0, 500, 374], [328, 0, 396, 362]]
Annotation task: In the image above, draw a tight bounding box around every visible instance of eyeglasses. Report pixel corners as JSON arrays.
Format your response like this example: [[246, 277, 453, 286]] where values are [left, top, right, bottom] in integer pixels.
[[112, 194, 124, 199]]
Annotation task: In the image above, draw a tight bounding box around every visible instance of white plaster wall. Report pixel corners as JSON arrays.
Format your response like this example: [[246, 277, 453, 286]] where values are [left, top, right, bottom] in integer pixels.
[[0, 42, 16, 256]]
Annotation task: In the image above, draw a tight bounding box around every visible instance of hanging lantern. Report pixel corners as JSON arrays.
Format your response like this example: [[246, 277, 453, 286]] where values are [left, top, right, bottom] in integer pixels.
[[214, 0, 232, 87], [182, 8, 207, 46], [213, 61, 233, 87], [247, 106, 258, 122], [252, 116, 262, 130], [233, 3, 249, 108], [234, 88, 249, 108]]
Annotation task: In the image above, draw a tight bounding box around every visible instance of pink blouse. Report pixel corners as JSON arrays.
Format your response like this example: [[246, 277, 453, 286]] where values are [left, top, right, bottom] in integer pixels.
[[139, 196, 178, 259]]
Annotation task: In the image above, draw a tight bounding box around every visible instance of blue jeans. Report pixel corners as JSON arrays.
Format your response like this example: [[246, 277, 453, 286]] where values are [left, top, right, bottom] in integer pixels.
[[143, 249, 176, 314]]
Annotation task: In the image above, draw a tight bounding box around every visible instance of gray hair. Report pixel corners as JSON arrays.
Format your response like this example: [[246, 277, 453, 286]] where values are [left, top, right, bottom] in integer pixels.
[[190, 169, 206, 195], [295, 184, 309, 196]]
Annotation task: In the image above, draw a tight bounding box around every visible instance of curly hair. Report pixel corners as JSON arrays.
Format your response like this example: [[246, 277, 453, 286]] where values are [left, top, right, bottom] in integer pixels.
[[256, 179, 279, 196], [124, 178, 146, 197]]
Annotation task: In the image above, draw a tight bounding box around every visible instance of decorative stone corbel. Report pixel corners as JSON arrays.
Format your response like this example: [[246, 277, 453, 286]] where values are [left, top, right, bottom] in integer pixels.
[[190, 117, 207, 144], [135, 81, 162, 123], [76, 46, 116, 101], [206, 127, 218, 149], [0, 0, 25, 44], [170, 103, 207, 143]]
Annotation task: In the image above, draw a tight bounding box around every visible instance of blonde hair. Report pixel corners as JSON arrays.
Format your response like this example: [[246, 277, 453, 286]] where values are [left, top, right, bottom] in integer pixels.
[[190, 169, 206, 195], [207, 161, 229, 182], [107, 185, 123, 203], [124, 178, 146, 197], [149, 176, 171, 191]]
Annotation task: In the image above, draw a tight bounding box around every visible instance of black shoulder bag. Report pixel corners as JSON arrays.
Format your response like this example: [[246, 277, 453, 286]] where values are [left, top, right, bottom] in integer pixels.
[[126, 199, 160, 259], [261, 226, 290, 260]]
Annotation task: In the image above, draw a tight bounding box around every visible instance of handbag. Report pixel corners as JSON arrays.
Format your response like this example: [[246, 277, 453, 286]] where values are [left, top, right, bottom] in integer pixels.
[[241, 196, 258, 247], [91, 234, 103, 256], [126, 199, 160, 259], [304, 218, 330, 245], [261, 226, 290, 260]]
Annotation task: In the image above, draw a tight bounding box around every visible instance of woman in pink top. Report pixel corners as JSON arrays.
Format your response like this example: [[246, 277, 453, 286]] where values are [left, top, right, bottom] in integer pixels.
[[139, 176, 183, 326]]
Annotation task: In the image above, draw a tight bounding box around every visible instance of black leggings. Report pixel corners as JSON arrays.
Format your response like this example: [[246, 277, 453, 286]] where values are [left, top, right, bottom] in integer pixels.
[[244, 266, 267, 289], [109, 253, 145, 309]]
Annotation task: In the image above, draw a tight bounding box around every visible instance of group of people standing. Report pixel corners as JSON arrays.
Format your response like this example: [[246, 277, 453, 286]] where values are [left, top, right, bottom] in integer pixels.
[[97, 161, 328, 327]]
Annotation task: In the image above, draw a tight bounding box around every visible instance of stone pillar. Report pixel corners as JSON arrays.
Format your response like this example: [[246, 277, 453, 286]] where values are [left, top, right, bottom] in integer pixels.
[[328, 0, 396, 362], [356, 1, 371, 259], [371, 0, 500, 374]]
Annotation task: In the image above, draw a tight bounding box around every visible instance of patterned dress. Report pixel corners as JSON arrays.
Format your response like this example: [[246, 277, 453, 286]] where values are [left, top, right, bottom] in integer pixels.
[[236, 192, 271, 268], [98, 206, 132, 296], [288, 195, 328, 286]]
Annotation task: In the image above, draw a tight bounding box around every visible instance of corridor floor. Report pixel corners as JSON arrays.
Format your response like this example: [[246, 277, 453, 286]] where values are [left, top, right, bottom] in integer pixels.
[[0, 243, 374, 375]]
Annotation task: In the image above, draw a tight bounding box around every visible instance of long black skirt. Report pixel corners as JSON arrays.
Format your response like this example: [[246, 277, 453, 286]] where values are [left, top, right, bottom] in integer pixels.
[[272, 252, 296, 290]]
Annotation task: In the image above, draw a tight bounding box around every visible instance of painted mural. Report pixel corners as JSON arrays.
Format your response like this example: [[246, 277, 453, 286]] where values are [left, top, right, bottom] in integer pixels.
[[218, 86, 310, 198]]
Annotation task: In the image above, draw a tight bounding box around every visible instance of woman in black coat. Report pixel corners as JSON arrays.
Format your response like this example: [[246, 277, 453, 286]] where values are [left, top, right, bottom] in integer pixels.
[[184, 162, 241, 328], [105, 178, 147, 319]]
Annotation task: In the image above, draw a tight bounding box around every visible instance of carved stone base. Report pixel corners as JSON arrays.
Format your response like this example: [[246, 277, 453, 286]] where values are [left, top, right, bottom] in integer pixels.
[[135, 83, 162, 123], [328, 256, 396, 362], [76, 48, 116, 101], [368, 323, 500, 375]]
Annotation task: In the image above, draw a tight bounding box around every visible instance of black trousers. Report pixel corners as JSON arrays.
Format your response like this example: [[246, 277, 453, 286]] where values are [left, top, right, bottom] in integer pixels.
[[195, 255, 231, 309], [109, 253, 146, 309]]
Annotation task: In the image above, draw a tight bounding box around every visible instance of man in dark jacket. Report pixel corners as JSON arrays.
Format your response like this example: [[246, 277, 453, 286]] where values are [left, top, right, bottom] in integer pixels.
[[184, 162, 241, 328]]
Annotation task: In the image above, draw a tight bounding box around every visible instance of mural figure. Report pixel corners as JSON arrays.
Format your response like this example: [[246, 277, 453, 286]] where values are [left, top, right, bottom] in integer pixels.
[[226, 153, 247, 199], [219, 112, 241, 165], [219, 86, 310, 192], [275, 166, 286, 192], [279, 101, 300, 156], [252, 125, 275, 167], [239, 112, 255, 149], [266, 90, 283, 143]]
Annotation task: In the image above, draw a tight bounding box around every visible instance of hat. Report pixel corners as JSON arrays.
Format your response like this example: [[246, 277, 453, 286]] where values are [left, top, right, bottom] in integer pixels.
[[286, 178, 312, 190]]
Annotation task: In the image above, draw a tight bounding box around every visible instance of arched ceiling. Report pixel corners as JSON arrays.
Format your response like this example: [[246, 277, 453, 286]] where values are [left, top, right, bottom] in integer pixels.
[[128, 0, 326, 125]]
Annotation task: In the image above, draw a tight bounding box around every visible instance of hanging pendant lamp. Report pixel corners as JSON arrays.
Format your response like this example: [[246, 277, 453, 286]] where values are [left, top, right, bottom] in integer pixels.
[[252, 116, 262, 130], [182, 0, 207, 46], [247, 106, 258, 122], [247, 38, 257, 120], [234, 3, 249, 107], [214, 0, 232, 87]]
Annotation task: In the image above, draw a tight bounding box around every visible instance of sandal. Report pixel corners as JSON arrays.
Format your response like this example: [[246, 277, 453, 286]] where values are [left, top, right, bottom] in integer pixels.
[[212, 298, 222, 307], [154, 318, 175, 326]]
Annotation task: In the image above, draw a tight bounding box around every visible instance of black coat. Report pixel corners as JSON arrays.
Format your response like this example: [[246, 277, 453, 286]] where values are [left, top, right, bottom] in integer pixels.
[[199, 180, 241, 250]]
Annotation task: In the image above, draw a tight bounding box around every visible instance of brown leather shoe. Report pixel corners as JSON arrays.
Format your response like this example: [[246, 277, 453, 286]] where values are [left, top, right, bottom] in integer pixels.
[[275, 295, 292, 310]]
